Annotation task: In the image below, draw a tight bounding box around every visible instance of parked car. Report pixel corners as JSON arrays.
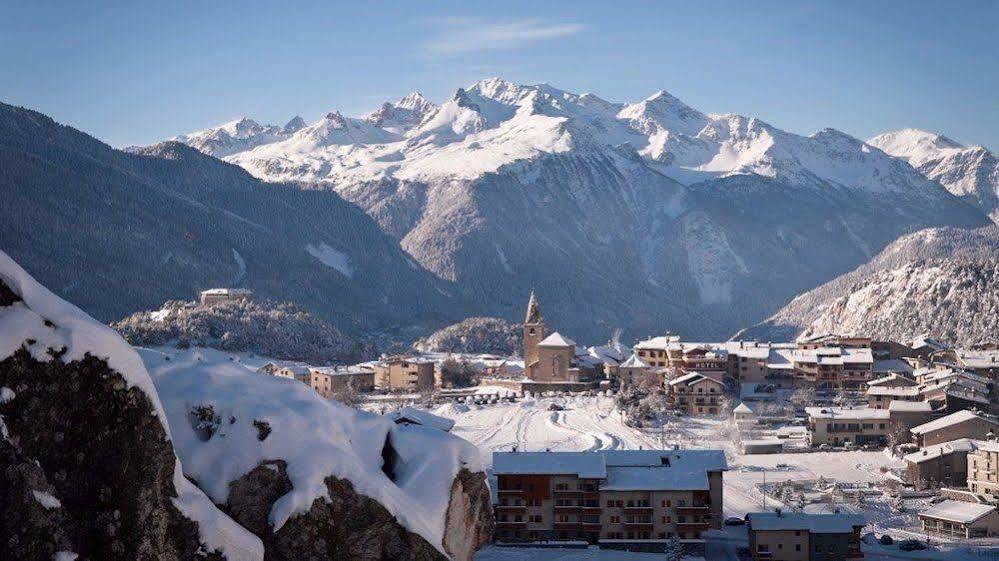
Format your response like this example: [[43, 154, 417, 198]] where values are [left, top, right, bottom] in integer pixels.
[[547, 403, 564, 411], [879, 534, 894, 545], [724, 517, 746, 526], [898, 539, 927, 551]]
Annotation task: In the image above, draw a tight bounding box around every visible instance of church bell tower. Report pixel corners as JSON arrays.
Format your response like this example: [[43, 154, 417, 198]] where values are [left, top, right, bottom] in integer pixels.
[[523, 289, 545, 370]]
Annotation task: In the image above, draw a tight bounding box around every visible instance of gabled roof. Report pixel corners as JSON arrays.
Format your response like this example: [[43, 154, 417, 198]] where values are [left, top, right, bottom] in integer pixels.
[[493, 452, 606, 478], [538, 331, 575, 348], [888, 400, 933, 413], [904, 438, 979, 464], [619, 354, 647, 369], [668, 372, 703, 386], [733, 402, 754, 414], [911, 410, 998, 435]]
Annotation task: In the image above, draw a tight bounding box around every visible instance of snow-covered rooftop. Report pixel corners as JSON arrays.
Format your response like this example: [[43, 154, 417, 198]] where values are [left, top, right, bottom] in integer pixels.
[[911, 410, 997, 435], [867, 373, 916, 387], [903, 438, 979, 464], [805, 407, 889, 420], [887, 400, 933, 413], [866, 386, 921, 397], [619, 354, 648, 369], [601, 466, 709, 491], [747, 511, 864, 533], [918, 500, 996, 524], [538, 331, 576, 348], [873, 359, 914, 374], [200, 288, 252, 296], [492, 451, 607, 478], [491, 449, 727, 482], [733, 402, 754, 414]]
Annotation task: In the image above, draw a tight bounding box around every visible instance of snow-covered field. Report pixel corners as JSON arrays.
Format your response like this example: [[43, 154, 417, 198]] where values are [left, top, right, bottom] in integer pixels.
[[429, 393, 999, 560]]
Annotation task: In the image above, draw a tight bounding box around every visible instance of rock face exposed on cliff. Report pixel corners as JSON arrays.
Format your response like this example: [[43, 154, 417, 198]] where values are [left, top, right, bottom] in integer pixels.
[[0, 250, 493, 560], [740, 226, 999, 345], [0, 250, 262, 561], [141, 345, 493, 561]]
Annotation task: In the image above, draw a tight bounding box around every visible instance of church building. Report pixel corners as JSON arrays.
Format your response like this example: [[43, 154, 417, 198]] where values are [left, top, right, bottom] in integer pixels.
[[523, 290, 581, 383]]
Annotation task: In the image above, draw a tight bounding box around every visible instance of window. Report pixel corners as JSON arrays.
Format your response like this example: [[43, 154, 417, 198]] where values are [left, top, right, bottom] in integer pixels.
[[607, 500, 614, 508], [795, 544, 801, 551]]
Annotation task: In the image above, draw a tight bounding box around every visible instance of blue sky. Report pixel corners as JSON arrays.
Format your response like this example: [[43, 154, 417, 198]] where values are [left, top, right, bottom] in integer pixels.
[[3, 1, 996, 149]]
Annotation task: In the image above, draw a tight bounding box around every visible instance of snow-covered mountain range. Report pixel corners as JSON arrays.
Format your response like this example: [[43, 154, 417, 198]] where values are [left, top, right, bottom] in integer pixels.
[[168, 78, 990, 340], [869, 128, 999, 223], [739, 226, 999, 345]]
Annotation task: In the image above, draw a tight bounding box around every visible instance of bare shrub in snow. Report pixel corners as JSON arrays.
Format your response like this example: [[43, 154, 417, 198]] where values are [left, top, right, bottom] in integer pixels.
[[438, 357, 480, 389]]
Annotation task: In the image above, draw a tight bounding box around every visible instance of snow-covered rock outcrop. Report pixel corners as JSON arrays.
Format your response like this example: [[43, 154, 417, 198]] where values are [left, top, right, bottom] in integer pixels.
[[740, 225, 999, 345], [141, 346, 493, 560], [114, 298, 366, 364], [870, 128, 999, 223], [169, 79, 988, 341], [0, 250, 263, 561]]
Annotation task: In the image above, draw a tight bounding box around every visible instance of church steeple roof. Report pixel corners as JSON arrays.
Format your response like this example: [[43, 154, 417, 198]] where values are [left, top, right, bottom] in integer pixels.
[[525, 289, 543, 324]]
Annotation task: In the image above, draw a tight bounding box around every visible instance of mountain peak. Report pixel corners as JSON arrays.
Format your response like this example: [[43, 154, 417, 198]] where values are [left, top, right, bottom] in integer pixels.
[[283, 115, 306, 133]]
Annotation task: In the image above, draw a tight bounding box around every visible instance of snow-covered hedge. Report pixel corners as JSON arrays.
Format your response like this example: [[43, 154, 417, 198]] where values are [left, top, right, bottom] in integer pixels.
[[414, 317, 521, 356], [114, 299, 363, 363]]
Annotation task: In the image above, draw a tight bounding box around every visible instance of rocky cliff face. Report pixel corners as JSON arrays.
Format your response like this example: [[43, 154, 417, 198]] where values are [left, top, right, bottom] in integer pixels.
[[0, 251, 493, 560], [0, 250, 262, 561], [740, 226, 999, 345], [142, 345, 493, 561]]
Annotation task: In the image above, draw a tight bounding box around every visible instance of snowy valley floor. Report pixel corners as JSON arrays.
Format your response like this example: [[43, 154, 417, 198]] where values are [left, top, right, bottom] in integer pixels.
[[427, 392, 999, 561]]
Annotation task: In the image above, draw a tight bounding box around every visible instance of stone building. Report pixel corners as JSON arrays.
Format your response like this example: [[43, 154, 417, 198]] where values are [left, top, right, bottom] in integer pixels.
[[904, 438, 980, 490], [668, 372, 725, 416], [910, 410, 999, 448], [805, 407, 889, 447], [308, 365, 375, 398], [521, 292, 588, 386], [967, 441, 999, 502], [199, 287, 252, 306]]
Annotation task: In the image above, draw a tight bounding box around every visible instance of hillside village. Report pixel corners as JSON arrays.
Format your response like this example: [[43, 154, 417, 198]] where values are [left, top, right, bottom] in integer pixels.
[[229, 287, 999, 560]]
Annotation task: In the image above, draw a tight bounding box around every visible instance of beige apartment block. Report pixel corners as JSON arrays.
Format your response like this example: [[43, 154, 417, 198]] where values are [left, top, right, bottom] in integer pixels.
[[746, 511, 865, 561], [967, 442, 999, 502], [805, 407, 889, 447], [492, 449, 726, 551], [373, 356, 435, 392]]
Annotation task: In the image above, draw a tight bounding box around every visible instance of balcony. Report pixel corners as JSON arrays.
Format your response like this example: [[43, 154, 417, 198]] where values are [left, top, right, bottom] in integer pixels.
[[497, 488, 523, 495], [495, 505, 526, 512], [553, 522, 581, 530], [580, 506, 602, 514], [495, 521, 527, 529], [554, 506, 580, 514], [623, 506, 654, 514], [623, 521, 654, 528], [676, 522, 710, 532], [676, 505, 710, 515]]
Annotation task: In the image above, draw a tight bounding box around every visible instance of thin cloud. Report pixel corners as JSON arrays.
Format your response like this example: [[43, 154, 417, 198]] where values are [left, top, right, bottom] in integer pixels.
[[422, 17, 585, 56]]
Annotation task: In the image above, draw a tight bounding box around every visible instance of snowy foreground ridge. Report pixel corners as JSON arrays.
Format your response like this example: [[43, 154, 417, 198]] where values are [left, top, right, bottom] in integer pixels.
[[141, 346, 483, 557], [0, 250, 264, 561]]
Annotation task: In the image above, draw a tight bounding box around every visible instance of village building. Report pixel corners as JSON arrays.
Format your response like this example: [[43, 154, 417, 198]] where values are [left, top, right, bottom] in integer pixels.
[[492, 449, 726, 552], [918, 500, 999, 538], [520, 292, 598, 390], [967, 441, 999, 502], [795, 334, 872, 350], [904, 438, 980, 490], [732, 402, 757, 426], [910, 410, 999, 448], [372, 356, 435, 392], [886, 400, 936, 444], [746, 510, 865, 561], [632, 335, 679, 369], [932, 349, 999, 379], [615, 354, 661, 389], [791, 346, 874, 390], [307, 365, 375, 398], [910, 335, 950, 360], [871, 358, 914, 378], [866, 385, 922, 409], [726, 342, 779, 384], [260, 362, 310, 382], [805, 407, 890, 447], [668, 372, 725, 416], [198, 287, 252, 306], [865, 373, 917, 389]]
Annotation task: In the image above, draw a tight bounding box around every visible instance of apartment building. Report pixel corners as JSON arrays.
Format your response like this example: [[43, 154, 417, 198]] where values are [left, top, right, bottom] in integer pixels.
[[668, 372, 725, 416], [492, 449, 726, 551], [307, 365, 375, 398], [805, 407, 890, 447], [904, 438, 980, 490], [615, 354, 662, 389], [198, 287, 253, 306], [910, 410, 999, 448], [791, 347, 874, 390], [746, 510, 864, 560], [967, 441, 999, 502], [866, 385, 922, 409], [372, 356, 435, 392]]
